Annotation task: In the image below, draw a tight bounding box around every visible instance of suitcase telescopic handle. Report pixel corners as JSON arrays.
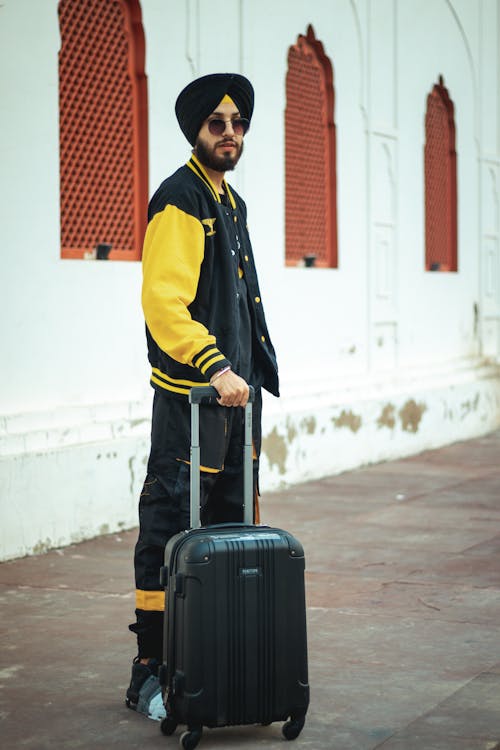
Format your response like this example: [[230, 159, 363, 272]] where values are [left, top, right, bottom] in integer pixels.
[[189, 385, 255, 529]]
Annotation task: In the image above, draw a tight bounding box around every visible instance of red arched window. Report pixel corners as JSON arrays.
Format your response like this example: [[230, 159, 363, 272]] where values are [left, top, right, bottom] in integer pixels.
[[285, 25, 338, 268], [58, 0, 148, 260], [424, 75, 457, 272]]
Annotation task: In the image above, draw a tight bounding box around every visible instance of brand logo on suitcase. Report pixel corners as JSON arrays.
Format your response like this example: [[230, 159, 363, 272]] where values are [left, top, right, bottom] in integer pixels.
[[239, 567, 262, 578]]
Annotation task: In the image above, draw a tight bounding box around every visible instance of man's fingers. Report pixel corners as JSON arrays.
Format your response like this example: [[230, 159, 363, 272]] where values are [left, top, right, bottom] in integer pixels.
[[217, 395, 248, 407], [216, 386, 249, 407], [212, 371, 249, 407]]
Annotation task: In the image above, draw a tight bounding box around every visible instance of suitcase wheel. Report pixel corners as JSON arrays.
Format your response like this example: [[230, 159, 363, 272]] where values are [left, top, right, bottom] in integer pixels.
[[282, 714, 306, 741], [179, 727, 202, 750], [160, 715, 178, 736]]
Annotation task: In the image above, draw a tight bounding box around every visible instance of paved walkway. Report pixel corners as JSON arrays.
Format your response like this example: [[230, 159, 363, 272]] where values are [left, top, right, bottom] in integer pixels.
[[1, 431, 499, 749]]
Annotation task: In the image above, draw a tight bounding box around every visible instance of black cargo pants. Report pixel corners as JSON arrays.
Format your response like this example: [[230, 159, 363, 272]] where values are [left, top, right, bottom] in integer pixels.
[[129, 388, 262, 660]]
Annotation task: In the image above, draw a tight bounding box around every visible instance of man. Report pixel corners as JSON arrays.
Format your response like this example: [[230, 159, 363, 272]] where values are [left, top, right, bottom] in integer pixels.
[[126, 73, 279, 719]]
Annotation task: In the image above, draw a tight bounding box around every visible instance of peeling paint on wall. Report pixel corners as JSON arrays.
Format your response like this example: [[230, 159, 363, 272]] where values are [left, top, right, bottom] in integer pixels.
[[130, 418, 149, 428], [399, 399, 427, 433], [262, 427, 287, 475], [377, 403, 396, 430], [460, 393, 480, 419], [286, 419, 298, 443], [128, 456, 135, 496], [300, 416, 317, 435], [332, 410, 362, 433], [32, 538, 53, 555]]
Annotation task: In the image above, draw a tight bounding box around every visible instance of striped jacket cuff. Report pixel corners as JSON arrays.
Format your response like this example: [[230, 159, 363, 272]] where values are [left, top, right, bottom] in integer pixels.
[[192, 345, 231, 381]]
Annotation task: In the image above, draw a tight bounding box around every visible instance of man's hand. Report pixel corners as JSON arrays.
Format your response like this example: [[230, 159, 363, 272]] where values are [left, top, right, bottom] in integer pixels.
[[211, 369, 249, 407]]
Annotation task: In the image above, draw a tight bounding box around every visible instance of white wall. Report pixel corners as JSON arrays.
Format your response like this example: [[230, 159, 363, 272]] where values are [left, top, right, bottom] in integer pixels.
[[0, 0, 149, 417], [1, 0, 499, 561]]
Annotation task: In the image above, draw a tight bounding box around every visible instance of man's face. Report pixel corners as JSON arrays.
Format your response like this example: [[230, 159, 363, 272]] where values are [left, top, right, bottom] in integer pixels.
[[194, 100, 245, 173]]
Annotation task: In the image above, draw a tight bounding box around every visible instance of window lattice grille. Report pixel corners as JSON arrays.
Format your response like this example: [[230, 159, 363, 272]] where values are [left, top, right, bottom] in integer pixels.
[[58, 0, 147, 260], [285, 25, 337, 268], [424, 76, 457, 272]]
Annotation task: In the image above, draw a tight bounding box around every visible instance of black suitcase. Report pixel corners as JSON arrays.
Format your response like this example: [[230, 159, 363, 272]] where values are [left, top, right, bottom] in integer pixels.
[[158, 386, 309, 749]]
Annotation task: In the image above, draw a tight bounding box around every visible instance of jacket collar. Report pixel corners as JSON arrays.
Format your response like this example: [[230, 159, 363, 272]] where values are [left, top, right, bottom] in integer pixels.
[[187, 154, 237, 209]]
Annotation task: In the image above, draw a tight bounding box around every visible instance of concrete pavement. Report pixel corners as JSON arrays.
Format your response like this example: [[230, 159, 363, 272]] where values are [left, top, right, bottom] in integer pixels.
[[1, 431, 499, 749]]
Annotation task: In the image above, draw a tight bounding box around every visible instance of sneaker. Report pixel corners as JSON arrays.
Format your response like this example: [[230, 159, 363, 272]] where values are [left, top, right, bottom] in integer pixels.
[[125, 658, 166, 721]]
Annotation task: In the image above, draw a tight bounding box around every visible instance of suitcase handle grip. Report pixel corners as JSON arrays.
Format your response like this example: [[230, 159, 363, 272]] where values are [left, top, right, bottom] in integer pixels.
[[189, 385, 255, 404]]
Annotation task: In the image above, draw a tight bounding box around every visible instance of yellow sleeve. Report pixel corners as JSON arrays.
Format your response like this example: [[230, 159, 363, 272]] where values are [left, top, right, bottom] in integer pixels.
[[141, 204, 222, 368]]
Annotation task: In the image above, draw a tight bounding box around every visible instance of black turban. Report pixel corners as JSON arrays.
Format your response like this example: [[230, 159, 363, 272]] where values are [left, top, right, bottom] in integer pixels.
[[175, 73, 254, 146]]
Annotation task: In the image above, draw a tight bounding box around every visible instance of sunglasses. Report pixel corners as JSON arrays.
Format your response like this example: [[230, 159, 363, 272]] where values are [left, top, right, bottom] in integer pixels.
[[207, 117, 250, 136]]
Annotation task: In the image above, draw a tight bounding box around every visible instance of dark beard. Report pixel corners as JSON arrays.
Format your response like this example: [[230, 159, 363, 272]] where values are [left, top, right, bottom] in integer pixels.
[[194, 138, 244, 173]]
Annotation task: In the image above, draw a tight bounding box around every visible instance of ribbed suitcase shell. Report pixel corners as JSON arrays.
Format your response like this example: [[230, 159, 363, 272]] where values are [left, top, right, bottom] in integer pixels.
[[159, 387, 308, 742], [161, 523, 309, 731]]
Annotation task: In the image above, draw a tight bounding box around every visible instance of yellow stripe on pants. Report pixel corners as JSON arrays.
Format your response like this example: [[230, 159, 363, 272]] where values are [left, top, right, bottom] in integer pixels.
[[136, 589, 165, 612]]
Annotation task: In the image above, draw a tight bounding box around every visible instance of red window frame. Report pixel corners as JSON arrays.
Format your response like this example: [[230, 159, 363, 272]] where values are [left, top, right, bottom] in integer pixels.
[[58, 0, 148, 261], [424, 75, 458, 272], [285, 25, 338, 268]]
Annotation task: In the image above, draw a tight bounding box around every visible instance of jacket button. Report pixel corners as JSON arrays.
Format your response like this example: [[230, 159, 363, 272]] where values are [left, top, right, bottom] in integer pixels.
[[255, 296, 261, 303], [244, 255, 249, 262], [261, 335, 266, 343]]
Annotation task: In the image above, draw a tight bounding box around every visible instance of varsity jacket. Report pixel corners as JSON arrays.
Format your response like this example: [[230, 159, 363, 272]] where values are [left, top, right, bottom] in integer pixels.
[[142, 154, 279, 399]]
